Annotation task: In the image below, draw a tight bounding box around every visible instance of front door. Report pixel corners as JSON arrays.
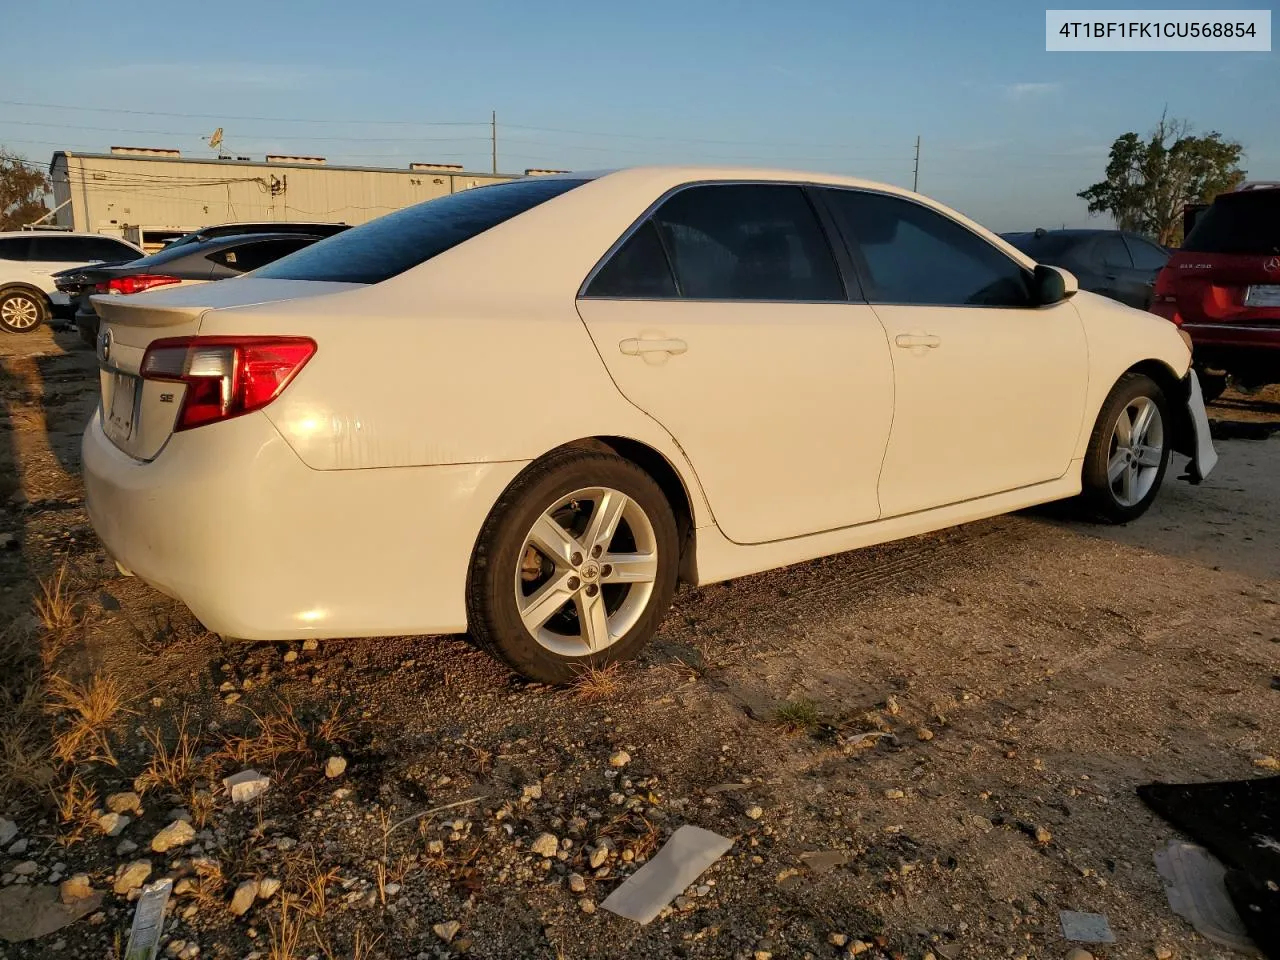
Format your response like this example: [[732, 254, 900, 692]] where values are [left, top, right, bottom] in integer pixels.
[[819, 187, 1089, 518], [576, 183, 895, 545]]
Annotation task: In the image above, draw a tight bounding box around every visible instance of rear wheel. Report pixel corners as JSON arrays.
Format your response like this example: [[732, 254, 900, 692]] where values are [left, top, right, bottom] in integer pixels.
[[1080, 373, 1171, 523], [0, 289, 48, 333], [466, 449, 679, 683]]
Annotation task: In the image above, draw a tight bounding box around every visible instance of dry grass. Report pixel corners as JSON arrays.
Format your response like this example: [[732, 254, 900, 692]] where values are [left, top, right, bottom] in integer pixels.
[[569, 662, 624, 703], [601, 811, 661, 863], [772, 697, 822, 736], [134, 708, 203, 795], [34, 564, 82, 635], [290, 849, 342, 920], [51, 771, 99, 845], [313, 922, 383, 960], [189, 858, 228, 914], [266, 893, 303, 960], [47, 673, 125, 766]]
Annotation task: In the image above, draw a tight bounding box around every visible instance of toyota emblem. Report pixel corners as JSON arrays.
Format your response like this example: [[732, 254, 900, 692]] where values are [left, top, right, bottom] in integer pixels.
[[97, 328, 112, 363], [1265, 257, 1280, 273]]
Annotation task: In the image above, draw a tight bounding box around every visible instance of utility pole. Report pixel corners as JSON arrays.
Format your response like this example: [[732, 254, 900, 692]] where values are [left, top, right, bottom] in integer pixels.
[[912, 136, 921, 192], [491, 110, 497, 174]]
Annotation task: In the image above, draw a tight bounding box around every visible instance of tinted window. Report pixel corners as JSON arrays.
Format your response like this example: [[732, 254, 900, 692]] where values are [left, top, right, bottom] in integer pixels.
[[585, 221, 676, 298], [1125, 237, 1169, 271], [1096, 235, 1133, 269], [255, 178, 588, 283], [1183, 189, 1280, 255], [210, 237, 316, 273], [1002, 232, 1081, 262], [30, 236, 99, 261], [0, 237, 30, 261], [825, 190, 1031, 307], [85, 238, 140, 263], [649, 184, 844, 301]]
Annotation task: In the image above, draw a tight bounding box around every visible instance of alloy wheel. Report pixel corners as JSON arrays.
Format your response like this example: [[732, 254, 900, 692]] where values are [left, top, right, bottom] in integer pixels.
[[514, 487, 659, 657], [1, 295, 41, 331], [1107, 396, 1165, 507]]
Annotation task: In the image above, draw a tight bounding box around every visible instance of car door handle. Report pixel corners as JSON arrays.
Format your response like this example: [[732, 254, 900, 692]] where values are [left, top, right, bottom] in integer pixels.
[[619, 338, 687, 357], [894, 334, 941, 349]]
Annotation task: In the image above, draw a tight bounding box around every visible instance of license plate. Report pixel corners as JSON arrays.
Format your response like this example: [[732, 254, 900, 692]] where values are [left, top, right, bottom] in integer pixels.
[[1244, 284, 1280, 307], [107, 372, 138, 439]]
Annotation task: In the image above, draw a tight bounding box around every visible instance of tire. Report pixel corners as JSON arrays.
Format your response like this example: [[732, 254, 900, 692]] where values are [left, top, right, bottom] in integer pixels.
[[1194, 366, 1227, 404], [466, 448, 680, 683], [0, 288, 49, 334], [1080, 373, 1172, 523], [77, 316, 99, 348]]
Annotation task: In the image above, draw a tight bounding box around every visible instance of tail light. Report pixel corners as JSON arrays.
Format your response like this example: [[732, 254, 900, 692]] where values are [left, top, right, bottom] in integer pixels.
[[95, 274, 182, 295], [1149, 267, 1182, 324], [140, 336, 316, 431]]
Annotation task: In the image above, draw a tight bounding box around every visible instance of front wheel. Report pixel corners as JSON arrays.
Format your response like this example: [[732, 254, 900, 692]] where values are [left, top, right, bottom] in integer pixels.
[[0, 289, 49, 333], [466, 448, 680, 683], [1080, 373, 1172, 523]]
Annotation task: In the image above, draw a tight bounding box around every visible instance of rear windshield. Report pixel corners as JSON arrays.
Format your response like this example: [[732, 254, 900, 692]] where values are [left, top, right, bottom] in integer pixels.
[[254, 177, 589, 284], [1002, 233, 1083, 261], [1182, 189, 1280, 255]]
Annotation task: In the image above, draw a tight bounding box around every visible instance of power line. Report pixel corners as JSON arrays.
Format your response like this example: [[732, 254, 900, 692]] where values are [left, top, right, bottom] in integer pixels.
[[0, 99, 483, 127]]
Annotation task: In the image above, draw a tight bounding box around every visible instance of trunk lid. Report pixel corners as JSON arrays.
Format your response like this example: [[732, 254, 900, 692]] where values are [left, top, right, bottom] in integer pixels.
[[1169, 188, 1280, 326], [92, 278, 357, 461]]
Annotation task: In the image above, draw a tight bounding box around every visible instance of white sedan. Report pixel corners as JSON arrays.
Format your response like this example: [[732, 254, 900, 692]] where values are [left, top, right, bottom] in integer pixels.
[[82, 167, 1218, 682]]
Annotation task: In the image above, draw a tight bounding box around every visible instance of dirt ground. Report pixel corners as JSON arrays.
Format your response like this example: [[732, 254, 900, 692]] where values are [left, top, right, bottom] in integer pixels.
[[1, 326, 1277, 960]]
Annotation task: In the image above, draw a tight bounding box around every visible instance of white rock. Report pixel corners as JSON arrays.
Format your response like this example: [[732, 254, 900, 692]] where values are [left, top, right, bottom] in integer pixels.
[[745, 805, 764, 820], [60, 874, 94, 904], [106, 792, 142, 815], [521, 783, 542, 801], [228, 879, 258, 916], [568, 872, 586, 893], [433, 920, 461, 943], [223, 770, 270, 804], [257, 877, 281, 900], [529, 833, 559, 858], [589, 843, 610, 869], [113, 860, 152, 895], [178, 944, 200, 959], [152, 820, 196, 853], [283, 650, 298, 663], [0, 818, 17, 846], [579, 898, 596, 914], [383, 882, 401, 896], [98, 812, 131, 837], [324, 756, 347, 779], [609, 750, 631, 768], [302, 638, 318, 651]]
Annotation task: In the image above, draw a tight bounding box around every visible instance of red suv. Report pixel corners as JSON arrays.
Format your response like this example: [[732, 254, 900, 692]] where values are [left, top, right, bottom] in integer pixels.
[[1150, 185, 1280, 401]]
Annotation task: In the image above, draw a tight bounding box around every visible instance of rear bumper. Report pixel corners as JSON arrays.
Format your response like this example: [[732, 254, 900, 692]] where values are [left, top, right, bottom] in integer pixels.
[[1183, 322, 1280, 353], [82, 409, 527, 640]]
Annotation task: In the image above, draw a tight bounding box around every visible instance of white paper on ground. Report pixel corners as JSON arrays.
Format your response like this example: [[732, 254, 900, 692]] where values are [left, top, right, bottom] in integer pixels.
[[601, 825, 733, 925]]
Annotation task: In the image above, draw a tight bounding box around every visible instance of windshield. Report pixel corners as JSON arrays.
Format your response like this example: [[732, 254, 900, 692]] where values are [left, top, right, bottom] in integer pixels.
[[253, 177, 589, 284], [1182, 190, 1280, 255]]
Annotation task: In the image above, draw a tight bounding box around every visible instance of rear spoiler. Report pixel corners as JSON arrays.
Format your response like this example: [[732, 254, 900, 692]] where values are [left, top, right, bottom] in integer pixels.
[[90, 296, 209, 330]]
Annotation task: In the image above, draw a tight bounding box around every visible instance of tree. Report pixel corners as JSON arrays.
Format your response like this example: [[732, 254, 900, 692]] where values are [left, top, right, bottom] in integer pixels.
[[1077, 114, 1245, 246], [0, 148, 50, 231]]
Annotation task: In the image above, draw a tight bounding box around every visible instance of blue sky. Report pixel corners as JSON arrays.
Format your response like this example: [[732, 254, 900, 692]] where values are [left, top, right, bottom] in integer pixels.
[[1, 0, 1274, 230]]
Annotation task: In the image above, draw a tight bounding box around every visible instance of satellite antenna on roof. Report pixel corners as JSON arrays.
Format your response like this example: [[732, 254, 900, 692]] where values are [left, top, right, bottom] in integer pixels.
[[204, 127, 229, 159]]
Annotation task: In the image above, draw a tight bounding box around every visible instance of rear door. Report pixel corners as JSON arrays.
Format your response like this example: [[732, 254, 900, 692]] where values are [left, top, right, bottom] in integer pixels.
[[1122, 235, 1169, 309], [1092, 233, 1150, 308], [575, 182, 895, 545], [820, 187, 1088, 518]]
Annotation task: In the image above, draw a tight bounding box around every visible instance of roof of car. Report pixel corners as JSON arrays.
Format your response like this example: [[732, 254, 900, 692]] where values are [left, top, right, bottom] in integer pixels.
[[0, 230, 139, 241], [1001, 229, 1115, 239]]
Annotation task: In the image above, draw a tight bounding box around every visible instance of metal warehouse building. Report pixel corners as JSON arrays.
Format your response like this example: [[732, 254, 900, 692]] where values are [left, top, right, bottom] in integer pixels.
[[47, 148, 552, 250]]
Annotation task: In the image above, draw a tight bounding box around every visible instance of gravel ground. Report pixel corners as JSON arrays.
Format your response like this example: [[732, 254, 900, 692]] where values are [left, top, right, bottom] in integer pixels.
[[1, 326, 1277, 960]]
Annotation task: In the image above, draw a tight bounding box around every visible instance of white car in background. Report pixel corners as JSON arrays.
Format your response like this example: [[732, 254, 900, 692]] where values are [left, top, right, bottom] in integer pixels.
[[81, 167, 1218, 683], [0, 231, 143, 333]]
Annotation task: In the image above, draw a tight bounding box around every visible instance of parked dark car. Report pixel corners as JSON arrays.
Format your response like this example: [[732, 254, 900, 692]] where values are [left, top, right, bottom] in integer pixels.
[[54, 232, 329, 345], [1001, 228, 1170, 310], [1150, 184, 1280, 401], [159, 221, 350, 250]]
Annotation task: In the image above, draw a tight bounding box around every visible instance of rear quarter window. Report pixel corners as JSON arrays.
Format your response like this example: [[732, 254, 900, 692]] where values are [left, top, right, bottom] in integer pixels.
[[255, 178, 588, 284], [1183, 190, 1280, 255]]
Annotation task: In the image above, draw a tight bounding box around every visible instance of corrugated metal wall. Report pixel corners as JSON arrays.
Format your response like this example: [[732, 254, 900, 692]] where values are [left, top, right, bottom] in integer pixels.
[[49, 152, 515, 238]]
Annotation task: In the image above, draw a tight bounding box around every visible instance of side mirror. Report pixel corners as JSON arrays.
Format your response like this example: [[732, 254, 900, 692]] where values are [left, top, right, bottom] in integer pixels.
[[1033, 264, 1077, 305]]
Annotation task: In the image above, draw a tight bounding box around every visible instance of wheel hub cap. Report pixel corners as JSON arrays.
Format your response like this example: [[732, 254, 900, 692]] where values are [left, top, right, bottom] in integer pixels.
[[1107, 396, 1165, 508]]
